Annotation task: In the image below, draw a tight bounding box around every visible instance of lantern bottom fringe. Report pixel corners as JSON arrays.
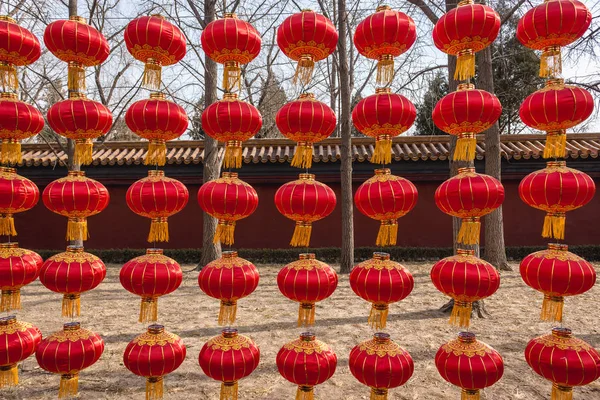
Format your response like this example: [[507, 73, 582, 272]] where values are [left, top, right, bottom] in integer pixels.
[[540, 48, 562, 78], [220, 381, 238, 400], [455, 52, 475, 81], [296, 386, 314, 400], [542, 213, 565, 240], [215, 222, 235, 245], [218, 300, 237, 326], [552, 384, 573, 400], [454, 136, 476, 162], [0, 289, 21, 312], [376, 59, 394, 86], [372, 138, 392, 165], [140, 297, 159, 323], [291, 144, 313, 169], [0, 215, 16, 236], [223, 64, 242, 92], [74, 140, 93, 165], [458, 219, 480, 245], [1, 141, 21, 164], [145, 141, 167, 167], [223, 145, 243, 169], [293, 57, 315, 86], [59, 374, 79, 399], [461, 389, 480, 400], [62, 294, 81, 318], [66, 218, 88, 242], [370, 387, 388, 400], [290, 223, 312, 247], [67, 63, 86, 92], [368, 304, 389, 330], [143, 63, 162, 90], [0, 364, 18, 388], [544, 132, 566, 159], [449, 301, 472, 328], [298, 303, 316, 327], [376, 221, 397, 247], [149, 219, 169, 243], [146, 377, 164, 400], [0, 64, 18, 91], [541, 295, 564, 323]]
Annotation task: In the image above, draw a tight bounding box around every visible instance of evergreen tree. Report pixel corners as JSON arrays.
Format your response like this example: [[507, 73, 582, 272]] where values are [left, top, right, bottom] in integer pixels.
[[414, 72, 448, 135]]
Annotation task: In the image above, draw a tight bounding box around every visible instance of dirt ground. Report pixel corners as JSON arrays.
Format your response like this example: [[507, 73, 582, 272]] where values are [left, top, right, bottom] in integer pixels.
[[4, 262, 600, 399]]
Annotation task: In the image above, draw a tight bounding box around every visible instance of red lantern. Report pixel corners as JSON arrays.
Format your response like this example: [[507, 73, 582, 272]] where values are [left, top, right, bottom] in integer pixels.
[[126, 170, 189, 243], [432, 83, 502, 161], [353, 6, 416, 85], [0, 315, 41, 388], [349, 333, 414, 400], [47, 92, 113, 165], [519, 161, 595, 240], [124, 15, 186, 89], [0, 92, 44, 164], [274, 173, 336, 247], [0, 243, 42, 312], [277, 332, 337, 400], [198, 251, 259, 325], [275, 93, 336, 168], [435, 167, 504, 245], [431, 249, 500, 328], [0, 16, 41, 90], [199, 328, 260, 400], [517, 0, 592, 77], [354, 168, 418, 246], [201, 13, 261, 91], [277, 10, 338, 85], [0, 167, 38, 236], [124, 324, 186, 400], [125, 92, 188, 166], [432, 0, 500, 80], [349, 252, 414, 329], [436, 332, 504, 400], [519, 79, 593, 158], [520, 244, 596, 322], [277, 253, 338, 326], [39, 246, 106, 317], [43, 16, 109, 91], [352, 88, 416, 164], [197, 172, 258, 245], [526, 327, 600, 400], [36, 322, 104, 399], [201, 93, 262, 168], [120, 249, 182, 323], [43, 170, 110, 242]]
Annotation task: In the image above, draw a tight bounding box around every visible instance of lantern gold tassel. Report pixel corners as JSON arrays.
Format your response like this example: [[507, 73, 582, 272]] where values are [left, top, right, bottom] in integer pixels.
[[296, 386, 314, 400], [370, 388, 388, 400], [461, 389, 480, 400], [143, 59, 162, 90], [0, 61, 18, 91], [1, 139, 22, 164], [214, 220, 236, 245], [458, 217, 480, 245], [224, 140, 243, 169], [59, 373, 79, 399], [541, 294, 564, 322], [455, 49, 475, 81], [218, 300, 237, 326], [66, 217, 88, 241], [148, 217, 169, 242], [454, 133, 476, 162], [74, 139, 93, 165], [449, 300, 472, 328], [0, 364, 18, 388], [376, 220, 398, 247], [540, 46, 562, 78], [376, 55, 394, 85], [0, 214, 16, 236], [140, 297, 159, 323], [67, 61, 86, 91], [224, 61, 242, 92], [552, 384, 573, 400], [368, 304, 389, 329], [290, 221, 312, 247], [544, 130, 567, 159], [62, 294, 81, 317], [291, 142, 314, 169], [294, 55, 315, 86], [372, 135, 392, 164], [298, 302, 316, 326], [0, 289, 21, 312], [220, 381, 238, 400], [542, 212, 565, 240], [145, 140, 167, 167], [146, 377, 164, 400]]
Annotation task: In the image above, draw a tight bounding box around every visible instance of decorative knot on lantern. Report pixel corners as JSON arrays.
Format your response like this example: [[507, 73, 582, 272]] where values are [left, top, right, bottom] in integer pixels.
[[0, 92, 44, 164], [0, 315, 41, 388], [0, 242, 42, 312], [0, 166, 38, 236], [0, 16, 41, 90]]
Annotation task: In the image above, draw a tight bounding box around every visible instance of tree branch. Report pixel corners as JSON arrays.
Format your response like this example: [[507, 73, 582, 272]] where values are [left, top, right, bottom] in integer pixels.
[[407, 0, 439, 24]]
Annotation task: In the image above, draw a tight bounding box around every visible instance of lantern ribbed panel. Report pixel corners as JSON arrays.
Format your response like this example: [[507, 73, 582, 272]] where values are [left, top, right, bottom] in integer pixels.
[[0, 243, 42, 312], [0, 167, 39, 236], [0, 316, 42, 388], [0, 93, 44, 163]]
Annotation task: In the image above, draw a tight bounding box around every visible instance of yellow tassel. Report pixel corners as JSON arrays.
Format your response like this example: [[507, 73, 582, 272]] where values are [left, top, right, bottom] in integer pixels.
[[544, 131, 567, 159], [146, 377, 164, 400], [291, 142, 313, 169], [458, 218, 480, 245], [455, 50, 475, 81], [223, 141, 243, 169], [66, 218, 88, 241], [542, 213, 565, 240], [293, 55, 315, 86], [370, 388, 388, 400], [376, 220, 398, 247], [449, 300, 472, 328], [62, 294, 81, 318], [220, 381, 238, 400], [67, 61, 86, 92], [143, 60, 162, 90], [218, 300, 237, 326], [140, 297, 159, 323], [541, 295, 564, 323], [372, 136, 392, 165], [59, 374, 79, 399], [368, 304, 389, 330], [74, 139, 93, 166], [0, 215, 17, 236], [540, 47, 562, 78], [0, 289, 21, 312], [145, 140, 167, 167], [454, 133, 477, 162], [214, 220, 235, 245], [376, 55, 394, 85], [296, 386, 314, 400], [0, 364, 18, 388], [224, 61, 242, 92], [1, 139, 22, 164], [0, 62, 18, 91], [290, 222, 312, 247], [552, 384, 573, 400], [298, 303, 316, 327], [148, 218, 169, 243], [462, 389, 480, 400]]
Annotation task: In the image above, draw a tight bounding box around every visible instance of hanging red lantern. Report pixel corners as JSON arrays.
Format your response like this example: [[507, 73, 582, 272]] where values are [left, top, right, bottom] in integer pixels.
[[36, 322, 104, 399], [199, 328, 260, 400], [39, 246, 106, 317], [43, 170, 110, 242], [275, 93, 336, 168], [277, 253, 338, 326], [519, 79, 593, 158], [274, 173, 336, 247], [0, 167, 38, 236], [349, 333, 414, 400], [517, 0, 592, 77], [435, 167, 504, 245], [124, 324, 186, 400], [0, 16, 41, 90], [277, 10, 338, 85], [353, 6, 416, 85], [198, 251, 259, 326], [201, 93, 262, 168], [47, 92, 113, 165], [124, 15, 186, 89], [126, 170, 189, 243], [352, 88, 416, 164], [201, 13, 261, 91], [526, 327, 600, 400], [120, 249, 182, 323], [0, 243, 42, 312], [0, 92, 44, 164], [43, 16, 109, 91], [125, 92, 188, 166], [432, 0, 500, 80], [520, 244, 596, 323], [431, 249, 500, 328], [0, 315, 41, 388], [519, 161, 595, 240], [354, 168, 418, 246], [197, 172, 258, 245], [432, 83, 502, 161], [436, 332, 504, 400], [277, 332, 337, 400], [349, 252, 414, 329]]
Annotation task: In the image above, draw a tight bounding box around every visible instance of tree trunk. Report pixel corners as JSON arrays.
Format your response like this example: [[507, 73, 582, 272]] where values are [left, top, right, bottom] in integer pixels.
[[200, 0, 222, 267], [337, 0, 354, 273]]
